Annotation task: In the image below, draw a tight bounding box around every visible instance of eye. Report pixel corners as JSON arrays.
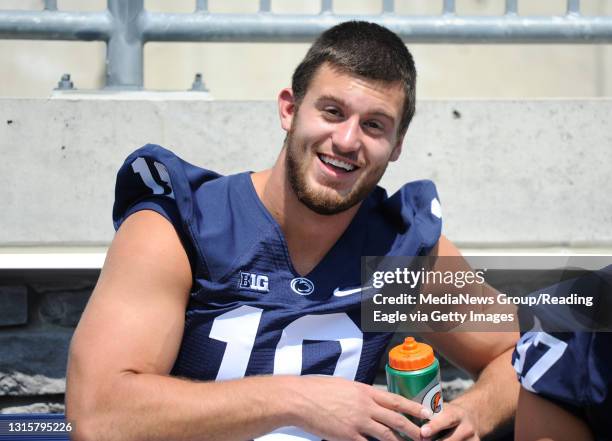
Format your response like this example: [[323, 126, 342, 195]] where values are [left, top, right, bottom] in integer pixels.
[[364, 120, 384, 131], [323, 107, 342, 118]]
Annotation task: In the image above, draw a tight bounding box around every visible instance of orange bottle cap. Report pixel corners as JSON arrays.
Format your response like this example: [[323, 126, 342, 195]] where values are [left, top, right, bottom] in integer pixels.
[[388, 337, 435, 371]]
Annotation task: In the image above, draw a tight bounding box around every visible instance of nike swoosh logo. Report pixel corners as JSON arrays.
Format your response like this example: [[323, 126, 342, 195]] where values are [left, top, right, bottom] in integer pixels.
[[333, 286, 371, 297]]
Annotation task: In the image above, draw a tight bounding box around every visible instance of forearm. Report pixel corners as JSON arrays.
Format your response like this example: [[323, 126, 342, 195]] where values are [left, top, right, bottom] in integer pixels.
[[450, 348, 518, 438], [68, 373, 298, 441]]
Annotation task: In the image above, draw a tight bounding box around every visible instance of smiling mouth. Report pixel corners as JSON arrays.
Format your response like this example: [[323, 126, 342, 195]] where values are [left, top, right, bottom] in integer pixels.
[[317, 153, 359, 173]]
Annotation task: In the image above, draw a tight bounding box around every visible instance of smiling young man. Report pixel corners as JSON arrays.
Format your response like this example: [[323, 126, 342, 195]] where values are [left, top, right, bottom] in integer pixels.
[[66, 21, 518, 441]]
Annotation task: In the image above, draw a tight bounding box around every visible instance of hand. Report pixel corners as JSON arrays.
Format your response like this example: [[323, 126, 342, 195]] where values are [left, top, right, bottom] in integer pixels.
[[420, 402, 479, 441], [289, 376, 433, 441]]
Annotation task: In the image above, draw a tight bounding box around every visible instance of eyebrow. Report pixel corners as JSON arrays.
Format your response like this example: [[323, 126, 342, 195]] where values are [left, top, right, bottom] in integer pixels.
[[315, 94, 397, 125]]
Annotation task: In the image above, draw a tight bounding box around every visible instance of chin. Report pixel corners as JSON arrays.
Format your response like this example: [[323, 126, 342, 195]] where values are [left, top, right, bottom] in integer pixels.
[[298, 186, 359, 216]]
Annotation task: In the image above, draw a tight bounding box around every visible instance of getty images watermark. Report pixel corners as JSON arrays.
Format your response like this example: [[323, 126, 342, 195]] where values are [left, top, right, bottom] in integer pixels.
[[360, 256, 612, 333]]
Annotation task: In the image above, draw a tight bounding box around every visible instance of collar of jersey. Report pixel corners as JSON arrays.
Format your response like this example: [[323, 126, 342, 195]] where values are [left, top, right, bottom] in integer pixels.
[[238, 171, 371, 281]]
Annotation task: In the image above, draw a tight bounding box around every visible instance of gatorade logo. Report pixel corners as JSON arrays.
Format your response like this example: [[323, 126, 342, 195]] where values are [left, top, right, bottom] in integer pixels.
[[431, 391, 442, 413], [422, 384, 443, 414]]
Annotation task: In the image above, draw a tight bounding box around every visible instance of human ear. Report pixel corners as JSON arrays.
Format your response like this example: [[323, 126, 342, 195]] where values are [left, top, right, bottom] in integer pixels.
[[389, 136, 404, 162], [278, 88, 296, 132]]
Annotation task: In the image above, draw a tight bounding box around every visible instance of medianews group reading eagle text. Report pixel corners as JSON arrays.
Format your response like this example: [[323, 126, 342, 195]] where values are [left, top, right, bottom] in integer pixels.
[[372, 292, 594, 307]]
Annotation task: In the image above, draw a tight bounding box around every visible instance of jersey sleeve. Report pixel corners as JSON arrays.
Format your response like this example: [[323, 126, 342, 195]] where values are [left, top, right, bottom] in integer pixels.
[[513, 331, 612, 408], [112, 144, 220, 275], [513, 266, 612, 408], [383, 179, 443, 255]]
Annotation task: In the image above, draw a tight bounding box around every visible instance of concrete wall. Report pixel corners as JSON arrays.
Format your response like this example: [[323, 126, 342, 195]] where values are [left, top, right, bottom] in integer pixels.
[[1, 97, 611, 249]]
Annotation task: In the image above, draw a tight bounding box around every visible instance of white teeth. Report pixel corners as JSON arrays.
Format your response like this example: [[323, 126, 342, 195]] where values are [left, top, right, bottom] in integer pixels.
[[320, 154, 355, 171]]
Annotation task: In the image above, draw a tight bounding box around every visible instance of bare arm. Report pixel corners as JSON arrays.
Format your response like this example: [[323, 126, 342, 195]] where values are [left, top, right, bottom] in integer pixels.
[[66, 210, 428, 441], [428, 340, 518, 438], [515, 388, 593, 441], [66, 210, 297, 441], [419, 236, 520, 440]]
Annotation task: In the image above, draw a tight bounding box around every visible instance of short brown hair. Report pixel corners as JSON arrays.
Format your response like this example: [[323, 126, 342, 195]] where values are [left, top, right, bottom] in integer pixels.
[[292, 21, 417, 135]]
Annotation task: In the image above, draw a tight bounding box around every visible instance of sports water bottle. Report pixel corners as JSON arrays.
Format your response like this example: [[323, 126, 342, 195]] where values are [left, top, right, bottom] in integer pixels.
[[386, 336, 443, 436]]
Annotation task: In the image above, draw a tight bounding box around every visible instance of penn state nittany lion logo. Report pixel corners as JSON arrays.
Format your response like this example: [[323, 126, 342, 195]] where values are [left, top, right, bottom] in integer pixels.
[[290, 277, 315, 295]]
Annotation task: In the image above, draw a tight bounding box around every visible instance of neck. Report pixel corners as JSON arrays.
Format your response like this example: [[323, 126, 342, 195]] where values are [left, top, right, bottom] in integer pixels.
[[251, 148, 360, 275]]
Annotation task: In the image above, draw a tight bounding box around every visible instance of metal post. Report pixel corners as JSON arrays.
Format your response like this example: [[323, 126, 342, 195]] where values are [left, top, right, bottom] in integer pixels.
[[44, 0, 57, 11], [106, 0, 144, 89], [321, 0, 332, 14], [383, 0, 394, 14], [443, 0, 456, 15], [567, 0, 580, 15], [505, 0, 518, 15], [196, 0, 208, 13], [259, 0, 271, 13]]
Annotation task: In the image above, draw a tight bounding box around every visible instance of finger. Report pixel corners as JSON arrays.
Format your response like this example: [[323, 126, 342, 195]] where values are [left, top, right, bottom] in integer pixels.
[[436, 423, 477, 441], [420, 410, 461, 439], [371, 407, 421, 441], [362, 420, 405, 441], [372, 389, 432, 419]]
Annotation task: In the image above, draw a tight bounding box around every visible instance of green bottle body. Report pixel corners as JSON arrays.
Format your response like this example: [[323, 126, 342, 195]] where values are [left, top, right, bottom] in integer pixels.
[[386, 358, 443, 438]]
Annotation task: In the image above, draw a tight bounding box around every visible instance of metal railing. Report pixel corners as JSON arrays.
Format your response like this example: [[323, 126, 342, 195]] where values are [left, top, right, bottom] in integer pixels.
[[1, 0, 611, 89]]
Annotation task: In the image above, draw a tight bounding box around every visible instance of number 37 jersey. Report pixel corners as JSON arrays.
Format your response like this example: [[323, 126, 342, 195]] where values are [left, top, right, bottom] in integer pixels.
[[113, 144, 442, 392]]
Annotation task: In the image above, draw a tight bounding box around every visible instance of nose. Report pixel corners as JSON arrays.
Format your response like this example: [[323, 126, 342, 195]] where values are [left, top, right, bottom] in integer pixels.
[[331, 115, 362, 154]]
